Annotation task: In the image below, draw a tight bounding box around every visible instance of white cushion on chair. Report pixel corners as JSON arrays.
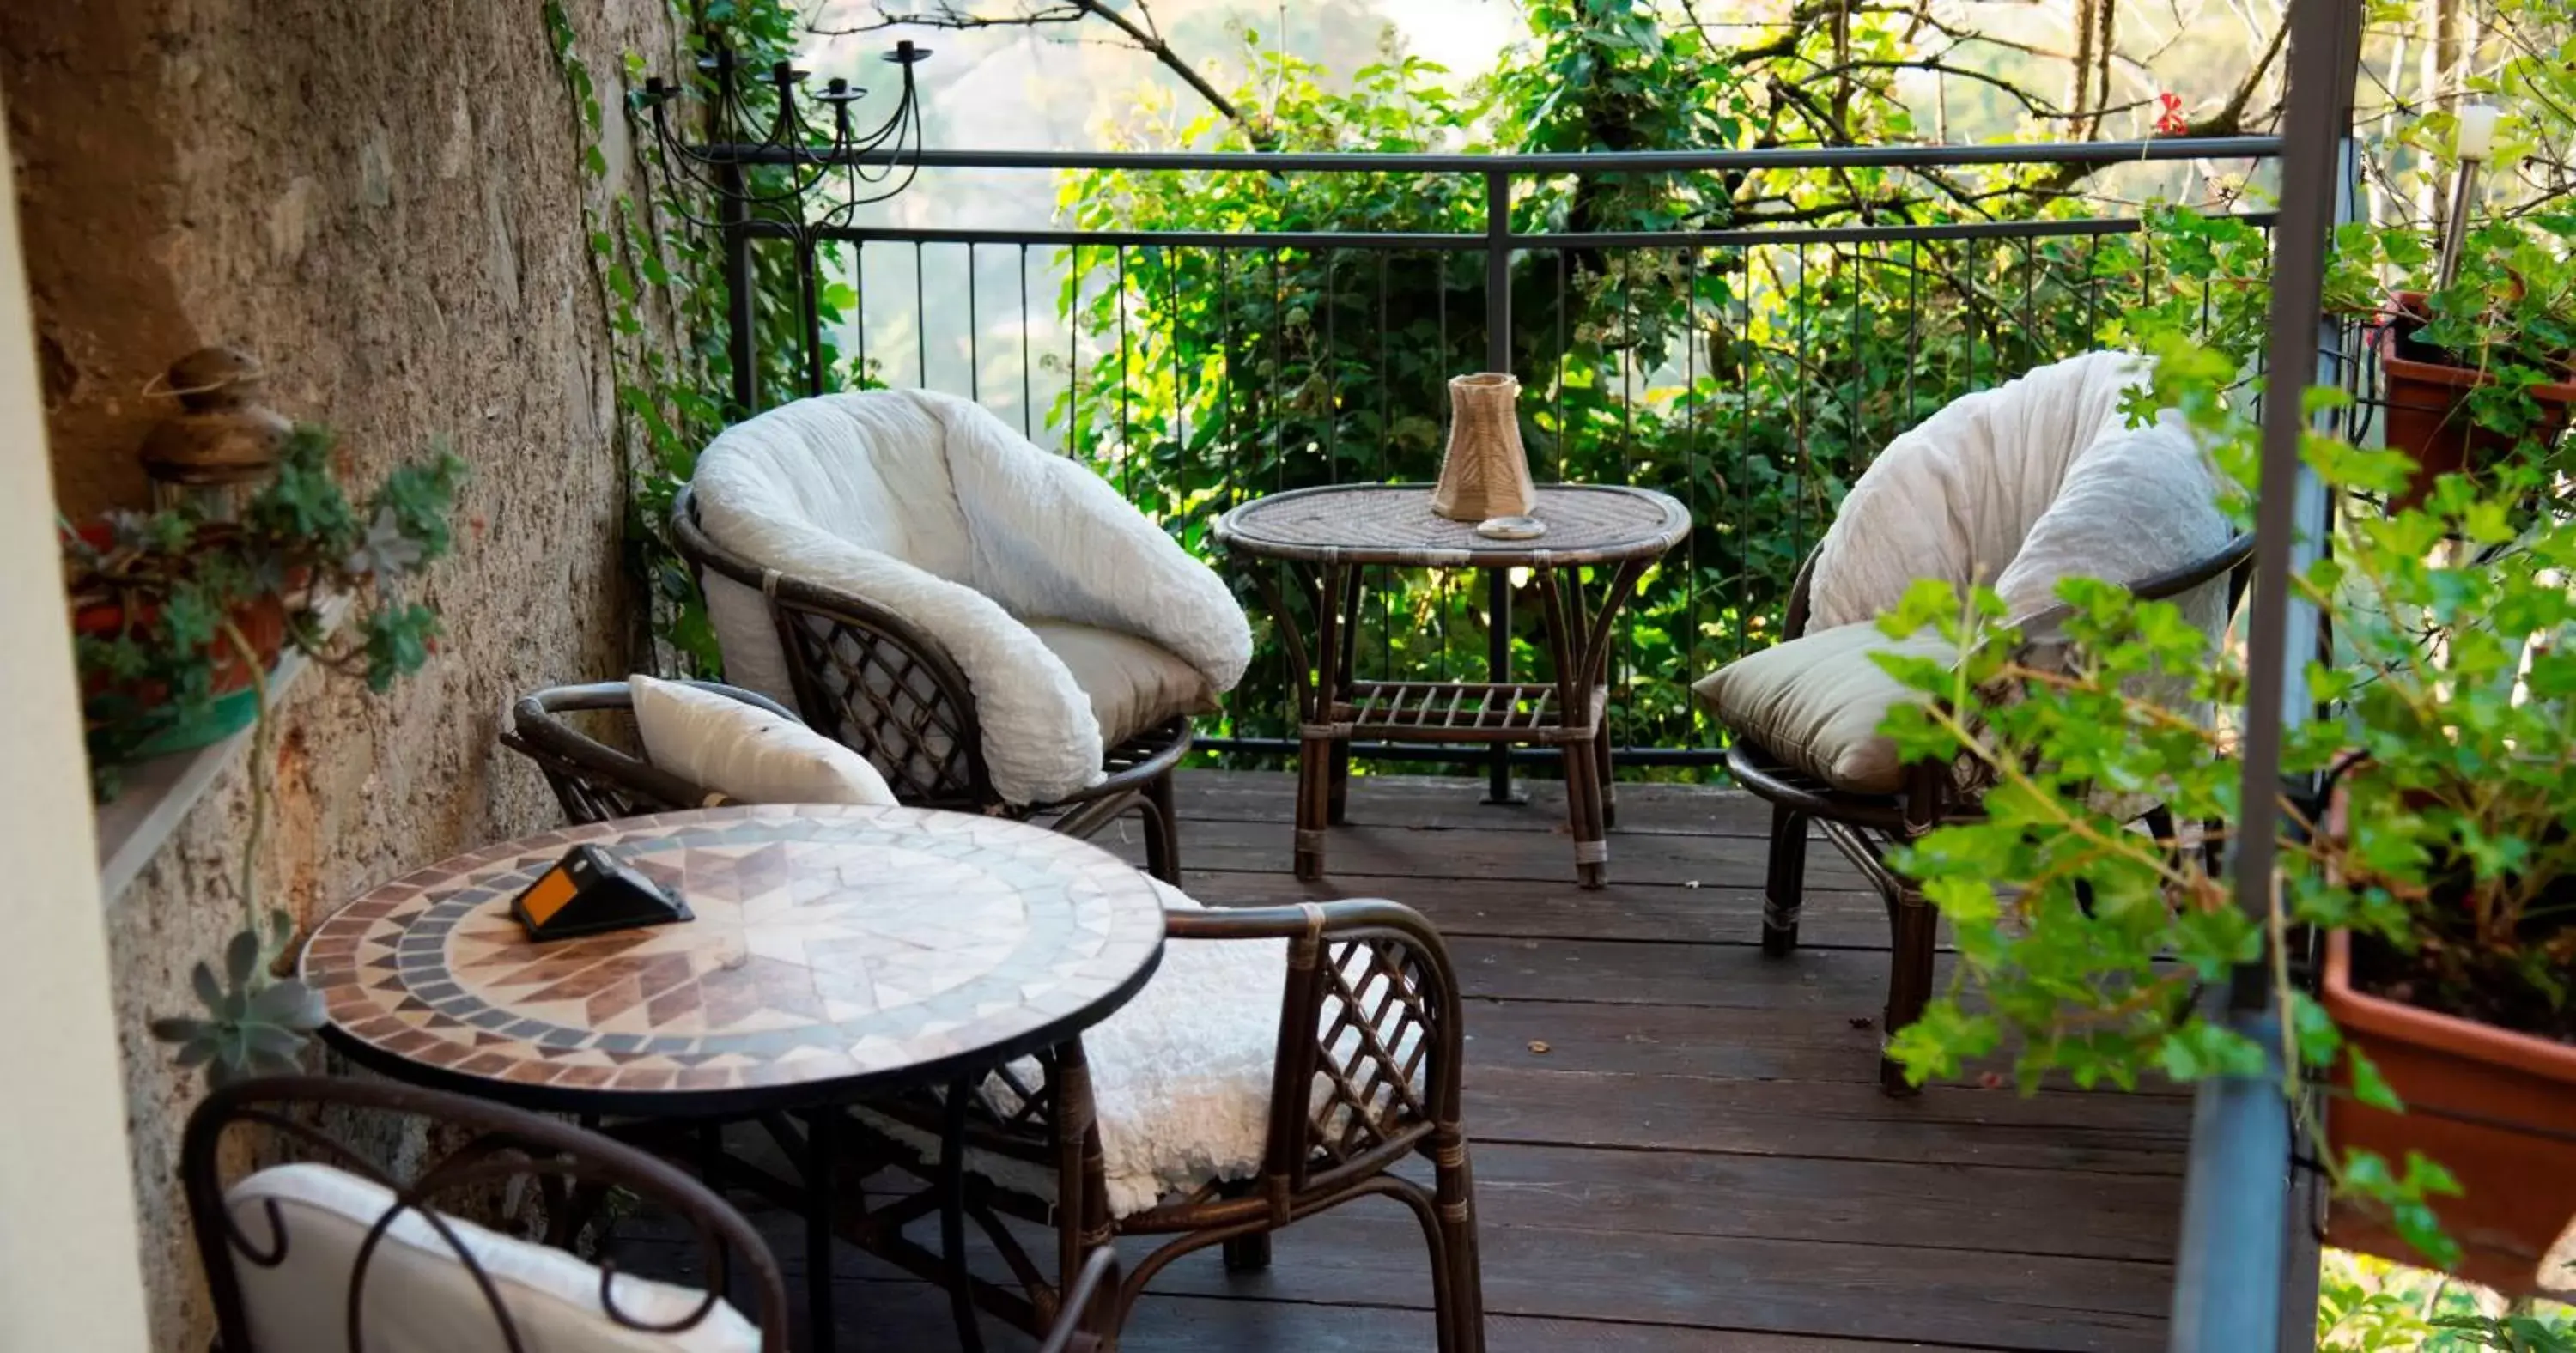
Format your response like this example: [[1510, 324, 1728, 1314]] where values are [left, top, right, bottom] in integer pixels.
[[690, 391, 1251, 806], [629, 675, 895, 807], [1692, 623, 1959, 794], [222, 1162, 759, 1352], [1807, 351, 2162, 630], [857, 883, 1427, 1219], [1027, 622, 1221, 749]]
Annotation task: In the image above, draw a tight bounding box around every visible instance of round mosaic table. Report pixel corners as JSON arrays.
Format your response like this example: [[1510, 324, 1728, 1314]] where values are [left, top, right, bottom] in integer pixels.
[[1213, 483, 1690, 888], [303, 804, 1166, 1114], [302, 804, 1167, 1353]]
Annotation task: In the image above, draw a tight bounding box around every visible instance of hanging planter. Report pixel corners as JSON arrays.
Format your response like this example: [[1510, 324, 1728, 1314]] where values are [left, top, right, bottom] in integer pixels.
[[2323, 928, 2576, 1296], [2312, 778, 2576, 1296], [2374, 291, 2576, 507]]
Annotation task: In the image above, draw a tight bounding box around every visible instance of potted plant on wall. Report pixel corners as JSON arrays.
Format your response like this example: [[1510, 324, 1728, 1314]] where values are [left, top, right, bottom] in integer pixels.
[[66, 424, 463, 796], [2328, 106, 2576, 505], [70, 422, 468, 1085]]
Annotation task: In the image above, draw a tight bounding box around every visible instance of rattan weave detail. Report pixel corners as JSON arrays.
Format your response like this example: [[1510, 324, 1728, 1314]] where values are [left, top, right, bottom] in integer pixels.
[[1214, 483, 1688, 567]]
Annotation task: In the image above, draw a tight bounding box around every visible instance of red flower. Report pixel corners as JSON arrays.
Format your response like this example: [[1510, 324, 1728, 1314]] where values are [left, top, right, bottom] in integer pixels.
[[2156, 92, 2190, 137]]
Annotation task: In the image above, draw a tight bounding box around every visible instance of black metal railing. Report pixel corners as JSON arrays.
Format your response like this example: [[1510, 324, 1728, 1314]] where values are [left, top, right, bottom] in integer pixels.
[[709, 139, 2284, 777]]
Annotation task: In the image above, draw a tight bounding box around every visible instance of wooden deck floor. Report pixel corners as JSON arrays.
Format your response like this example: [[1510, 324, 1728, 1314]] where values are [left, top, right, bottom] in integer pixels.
[[696, 769, 2192, 1351]]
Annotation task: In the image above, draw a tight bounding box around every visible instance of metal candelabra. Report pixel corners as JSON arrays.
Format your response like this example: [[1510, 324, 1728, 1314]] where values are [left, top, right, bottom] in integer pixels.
[[635, 38, 932, 233]]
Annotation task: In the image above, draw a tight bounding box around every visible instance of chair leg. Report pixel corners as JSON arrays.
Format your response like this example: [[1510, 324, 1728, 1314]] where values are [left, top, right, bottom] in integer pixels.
[[1221, 1232, 1272, 1272], [1141, 772, 1182, 885], [1433, 1131, 1485, 1353], [1327, 740, 1352, 825], [1880, 884, 1939, 1097], [1761, 804, 1807, 957]]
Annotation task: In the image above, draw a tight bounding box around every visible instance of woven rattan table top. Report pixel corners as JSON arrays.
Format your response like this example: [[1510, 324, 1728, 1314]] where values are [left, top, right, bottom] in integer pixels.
[[301, 804, 1165, 1115], [1213, 483, 1691, 567]]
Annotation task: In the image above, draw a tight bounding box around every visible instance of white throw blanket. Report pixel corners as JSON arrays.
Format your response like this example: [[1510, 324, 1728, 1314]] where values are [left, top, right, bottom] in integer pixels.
[[1808, 350, 2234, 645], [691, 391, 1252, 806]]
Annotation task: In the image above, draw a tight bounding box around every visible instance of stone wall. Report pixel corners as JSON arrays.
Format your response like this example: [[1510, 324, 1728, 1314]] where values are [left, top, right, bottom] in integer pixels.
[[3, 0, 673, 1344]]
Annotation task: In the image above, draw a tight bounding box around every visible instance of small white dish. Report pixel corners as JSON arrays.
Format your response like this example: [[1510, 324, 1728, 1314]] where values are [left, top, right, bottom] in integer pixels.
[[1475, 515, 1547, 541]]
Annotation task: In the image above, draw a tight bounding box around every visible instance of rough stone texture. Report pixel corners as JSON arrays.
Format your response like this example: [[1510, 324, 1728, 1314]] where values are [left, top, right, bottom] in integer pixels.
[[3, 1, 677, 1345]]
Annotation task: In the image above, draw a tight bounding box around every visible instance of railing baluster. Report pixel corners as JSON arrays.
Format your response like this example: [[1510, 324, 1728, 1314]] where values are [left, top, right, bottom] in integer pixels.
[[967, 241, 980, 404], [1117, 243, 1132, 498], [1018, 243, 1032, 437]]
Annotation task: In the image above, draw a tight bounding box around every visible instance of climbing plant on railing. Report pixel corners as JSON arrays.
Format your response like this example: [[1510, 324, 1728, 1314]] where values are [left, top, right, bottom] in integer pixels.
[[544, 0, 861, 676]]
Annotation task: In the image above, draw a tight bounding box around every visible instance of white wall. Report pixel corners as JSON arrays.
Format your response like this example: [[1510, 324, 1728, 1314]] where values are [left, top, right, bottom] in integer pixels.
[[0, 92, 154, 1353]]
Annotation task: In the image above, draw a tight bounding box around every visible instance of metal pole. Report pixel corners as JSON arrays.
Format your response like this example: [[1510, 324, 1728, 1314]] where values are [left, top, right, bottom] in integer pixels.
[[1484, 167, 1517, 804], [2168, 2, 2360, 1350], [720, 161, 757, 416]]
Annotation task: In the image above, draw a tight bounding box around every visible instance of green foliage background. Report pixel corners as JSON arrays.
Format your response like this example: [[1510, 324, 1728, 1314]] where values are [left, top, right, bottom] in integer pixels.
[[1039, 2, 2245, 765]]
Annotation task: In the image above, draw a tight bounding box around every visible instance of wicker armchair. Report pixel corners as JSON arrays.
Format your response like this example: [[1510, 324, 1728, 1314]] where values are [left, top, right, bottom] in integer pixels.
[[810, 897, 1485, 1353], [672, 485, 1194, 882], [183, 1075, 788, 1352], [1722, 533, 2255, 1095]]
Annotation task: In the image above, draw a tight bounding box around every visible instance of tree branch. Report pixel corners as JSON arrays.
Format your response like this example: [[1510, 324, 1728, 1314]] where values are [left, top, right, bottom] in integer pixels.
[[818, 0, 1255, 135]]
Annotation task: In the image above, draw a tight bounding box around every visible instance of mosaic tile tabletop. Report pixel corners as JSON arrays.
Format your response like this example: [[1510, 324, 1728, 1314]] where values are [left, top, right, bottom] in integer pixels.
[[301, 804, 1166, 1106]]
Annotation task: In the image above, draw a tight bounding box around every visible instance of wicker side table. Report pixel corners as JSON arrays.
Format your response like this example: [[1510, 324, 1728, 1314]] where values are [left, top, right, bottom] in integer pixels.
[[1213, 483, 1690, 889]]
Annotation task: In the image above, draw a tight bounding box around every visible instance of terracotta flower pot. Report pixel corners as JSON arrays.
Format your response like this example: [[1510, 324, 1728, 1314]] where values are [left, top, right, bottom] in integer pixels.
[[2375, 292, 2576, 508], [68, 522, 295, 761], [2322, 928, 2576, 1295]]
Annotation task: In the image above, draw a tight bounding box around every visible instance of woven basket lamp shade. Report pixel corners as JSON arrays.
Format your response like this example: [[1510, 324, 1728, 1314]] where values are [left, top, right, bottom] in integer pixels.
[[1430, 372, 1538, 522]]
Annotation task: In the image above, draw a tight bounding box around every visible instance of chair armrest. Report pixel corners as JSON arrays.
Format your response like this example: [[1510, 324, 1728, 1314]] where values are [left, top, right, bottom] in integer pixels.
[[1163, 899, 1464, 1192]]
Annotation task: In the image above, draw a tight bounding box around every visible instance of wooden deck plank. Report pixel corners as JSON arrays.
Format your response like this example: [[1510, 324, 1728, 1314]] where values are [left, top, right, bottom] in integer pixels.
[[1152, 815, 1875, 890], [1173, 768, 1786, 839], [1180, 868, 1910, 950], [1458, 1141, 2178, 1260], [1129, 1207, 2170, 1353], [1467, 1069, 2186, 1174]]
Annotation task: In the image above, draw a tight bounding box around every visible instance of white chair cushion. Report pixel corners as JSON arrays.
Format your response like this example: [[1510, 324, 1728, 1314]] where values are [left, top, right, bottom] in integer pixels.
[[629, 675, 894, 807], [1027, 622, 1220, 749], [1807, 350, 2152, 631], [222, 1162, 759, 1353], [858, 882, 1425, 1218], [1693, 623, 1958, 794], [691, 391, 1252, 806], [1991, 427, 2234, 638]]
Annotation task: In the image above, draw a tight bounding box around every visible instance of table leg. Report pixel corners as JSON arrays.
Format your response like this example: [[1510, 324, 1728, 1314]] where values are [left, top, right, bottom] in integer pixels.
[[805, 1107, 838, 1349], [1296, 731, 1331, 881], [1563, 731, 1610, 889], [1328, 567, 1363, 826], [942, 1077, 986, 1353], [1594, 722, 1619, 830]]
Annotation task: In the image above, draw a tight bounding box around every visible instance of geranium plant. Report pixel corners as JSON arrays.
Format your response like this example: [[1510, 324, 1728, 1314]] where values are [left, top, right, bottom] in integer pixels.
[[64, 424, 468, 1087]]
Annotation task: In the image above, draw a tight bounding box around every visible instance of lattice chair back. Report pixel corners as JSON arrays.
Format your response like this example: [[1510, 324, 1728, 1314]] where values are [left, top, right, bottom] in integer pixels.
[[1254, 902, 1463, 1191], [759, 575, 987, 805], [183, 1075, 787, 1353]]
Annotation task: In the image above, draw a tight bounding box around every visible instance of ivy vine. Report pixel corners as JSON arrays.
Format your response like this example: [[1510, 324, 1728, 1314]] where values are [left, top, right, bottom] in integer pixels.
[[543, 0, 858, 674]]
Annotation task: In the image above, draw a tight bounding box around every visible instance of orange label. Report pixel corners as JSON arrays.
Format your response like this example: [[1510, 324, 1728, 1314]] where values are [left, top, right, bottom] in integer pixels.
[[519, 867, 579, 927]]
